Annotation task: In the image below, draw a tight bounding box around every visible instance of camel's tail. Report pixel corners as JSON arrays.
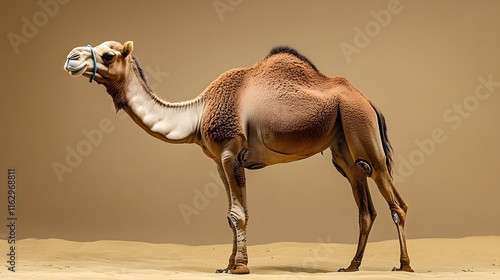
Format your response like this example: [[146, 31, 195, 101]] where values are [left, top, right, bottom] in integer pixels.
[[369, 101, 394, 176]]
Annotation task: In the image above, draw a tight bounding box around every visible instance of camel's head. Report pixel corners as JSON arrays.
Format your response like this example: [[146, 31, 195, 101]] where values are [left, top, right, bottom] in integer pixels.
[[64, 41, 134, 85]]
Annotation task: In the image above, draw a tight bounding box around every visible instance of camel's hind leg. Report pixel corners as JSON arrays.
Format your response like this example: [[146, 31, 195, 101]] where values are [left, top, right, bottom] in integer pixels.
[[371, 165, 413, 272], [331, 140, 377, 272], [338, 95, 413, 272]]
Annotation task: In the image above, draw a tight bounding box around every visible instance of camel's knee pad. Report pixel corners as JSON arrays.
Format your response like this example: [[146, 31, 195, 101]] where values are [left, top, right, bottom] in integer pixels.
[[355, 159, 372, 177]]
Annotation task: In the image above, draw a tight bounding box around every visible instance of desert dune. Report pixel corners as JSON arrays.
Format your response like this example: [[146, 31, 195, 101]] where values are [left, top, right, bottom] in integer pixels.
[[1, 236, 498, 279]]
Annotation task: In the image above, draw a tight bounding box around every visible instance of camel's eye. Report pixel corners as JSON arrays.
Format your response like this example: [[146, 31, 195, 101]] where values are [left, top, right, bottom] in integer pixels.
[[102, 53, 115, 63]]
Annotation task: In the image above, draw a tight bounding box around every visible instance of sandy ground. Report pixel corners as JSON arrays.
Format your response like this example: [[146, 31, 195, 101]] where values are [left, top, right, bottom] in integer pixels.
[[1, 236, 498, 279]]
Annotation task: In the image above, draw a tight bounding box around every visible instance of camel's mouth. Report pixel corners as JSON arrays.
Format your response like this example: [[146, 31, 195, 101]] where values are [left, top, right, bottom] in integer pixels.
[[66, 62, 88, 77], [64, 57, 104, 82], [64, 52, 90, 78]]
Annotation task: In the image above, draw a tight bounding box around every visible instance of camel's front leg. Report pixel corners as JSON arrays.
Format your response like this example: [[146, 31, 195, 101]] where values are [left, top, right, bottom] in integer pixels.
[[215, 142, 250, 274]]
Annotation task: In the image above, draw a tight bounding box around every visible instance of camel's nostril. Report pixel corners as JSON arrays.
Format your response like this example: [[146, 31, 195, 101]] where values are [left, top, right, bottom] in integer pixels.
[[69, 53, 79, 60]]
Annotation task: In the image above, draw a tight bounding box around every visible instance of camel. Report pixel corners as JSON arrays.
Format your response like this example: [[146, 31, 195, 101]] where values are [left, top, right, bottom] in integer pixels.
[[64, 41, 413, 274]]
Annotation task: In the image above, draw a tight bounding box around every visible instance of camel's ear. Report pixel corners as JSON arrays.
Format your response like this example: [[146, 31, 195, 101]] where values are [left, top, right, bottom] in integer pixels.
[[122, 41, 134, 58]]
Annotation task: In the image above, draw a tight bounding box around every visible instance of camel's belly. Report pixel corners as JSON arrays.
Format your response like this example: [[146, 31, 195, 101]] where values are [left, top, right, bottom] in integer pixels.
[[243, 121, 340, 169], [240, 84, 340, 166], [243, 142, 314, 169], [247, 102, 338, 157]]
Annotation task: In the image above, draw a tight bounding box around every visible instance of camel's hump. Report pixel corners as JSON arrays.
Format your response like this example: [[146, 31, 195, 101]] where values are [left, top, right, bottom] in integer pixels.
[[266, 46, 318, 72]]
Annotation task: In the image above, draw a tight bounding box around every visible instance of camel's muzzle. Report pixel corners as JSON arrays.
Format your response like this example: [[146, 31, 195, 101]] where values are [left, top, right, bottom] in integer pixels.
[[64, 45, 98, 83], [64, 58, 88, 77]]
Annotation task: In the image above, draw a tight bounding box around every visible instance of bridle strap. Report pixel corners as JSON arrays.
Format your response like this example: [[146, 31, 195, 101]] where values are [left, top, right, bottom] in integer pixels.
[[87, 45, 98, 83]]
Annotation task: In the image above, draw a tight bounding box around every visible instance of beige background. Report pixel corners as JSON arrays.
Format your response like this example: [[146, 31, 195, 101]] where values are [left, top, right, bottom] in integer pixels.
[[1, 0, 499, 246]]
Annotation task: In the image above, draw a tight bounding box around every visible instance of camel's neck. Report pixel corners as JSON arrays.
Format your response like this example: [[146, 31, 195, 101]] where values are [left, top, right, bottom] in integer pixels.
[[114, 65, 204, 145]]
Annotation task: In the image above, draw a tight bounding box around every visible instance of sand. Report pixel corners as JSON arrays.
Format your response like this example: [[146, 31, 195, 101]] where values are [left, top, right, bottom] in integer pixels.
[[1, 236, 498, 279]]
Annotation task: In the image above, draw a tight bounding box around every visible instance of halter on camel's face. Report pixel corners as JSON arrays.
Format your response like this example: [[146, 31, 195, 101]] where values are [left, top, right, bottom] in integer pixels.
[[64, 41, 134, 84]]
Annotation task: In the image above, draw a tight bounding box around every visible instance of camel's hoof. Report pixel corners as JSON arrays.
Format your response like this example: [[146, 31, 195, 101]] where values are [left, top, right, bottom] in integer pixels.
[[215, 264, 250, 274], [215, 269, 232, 274], [338, 267, 359, 272], [392, 265, 414, 272]]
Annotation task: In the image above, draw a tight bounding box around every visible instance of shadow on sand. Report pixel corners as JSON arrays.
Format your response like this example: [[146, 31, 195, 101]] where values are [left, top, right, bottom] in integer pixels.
[[251, 265, 335, 275]]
